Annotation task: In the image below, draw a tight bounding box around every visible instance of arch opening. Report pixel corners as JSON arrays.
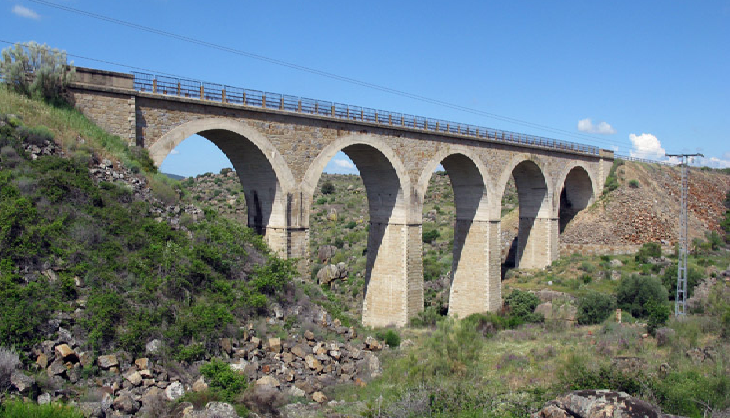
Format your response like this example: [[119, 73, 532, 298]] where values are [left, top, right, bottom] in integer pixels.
[[304, 140, 411, 327], [155, 124, 290, 255], [559, 166, 594, 233], [504, 160, 550, 270], [421, 153, 491, 318]]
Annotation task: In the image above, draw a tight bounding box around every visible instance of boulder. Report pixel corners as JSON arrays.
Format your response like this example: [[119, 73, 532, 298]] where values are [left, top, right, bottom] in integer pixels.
[[256, 375, 280, 388], [55, 344, 77, 362], [124, 370, 143, 386], [318, 245, 337, 263], [97, 354, 118, 369], [192, 376, 208, 392], [166, 381, 185, 401], [221, 338, 232, 355], [534, 389, 675, 417], [146, 339, 162, 354], [312, 391, 328, 403], [291, 344, 308, 359], [10, 371, 35, 393], [36, 353, 49, 369], [37, 392, 51, 405], [113, 392, 139, 414], [135, 357, 150, 370], [304, 330, 315, 341], [47, 359, 66, 377], [268, 337, 282, 353]]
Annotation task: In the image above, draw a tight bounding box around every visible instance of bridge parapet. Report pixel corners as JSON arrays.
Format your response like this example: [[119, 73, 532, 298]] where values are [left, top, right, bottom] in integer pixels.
[[129, 71, 600, 156]]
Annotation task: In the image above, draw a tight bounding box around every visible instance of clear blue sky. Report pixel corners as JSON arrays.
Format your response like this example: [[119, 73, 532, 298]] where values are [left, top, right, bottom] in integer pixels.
[[4, 0, 729, 176]]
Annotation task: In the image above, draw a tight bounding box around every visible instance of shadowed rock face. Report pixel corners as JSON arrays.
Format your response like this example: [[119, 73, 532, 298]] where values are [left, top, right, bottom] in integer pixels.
[[534, 390, 685, 418]]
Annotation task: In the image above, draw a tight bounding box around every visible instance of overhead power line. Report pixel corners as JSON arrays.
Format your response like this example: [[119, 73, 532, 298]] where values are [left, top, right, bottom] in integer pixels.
[[24, 0, 632, 150]]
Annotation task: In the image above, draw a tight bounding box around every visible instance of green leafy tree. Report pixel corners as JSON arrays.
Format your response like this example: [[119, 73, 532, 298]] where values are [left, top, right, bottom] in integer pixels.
[[646, 299, 671, 335], [1, 42, 75, 104], [617, 274, 668, 318], [577, 291, 616, 325], [321, 180, 335, 195], [504, 289, 543, 324]]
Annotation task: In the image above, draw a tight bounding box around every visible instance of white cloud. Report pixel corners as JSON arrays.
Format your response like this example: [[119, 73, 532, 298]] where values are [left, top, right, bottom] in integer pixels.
[[629, 133, 667, 160], [577, 118, 616, 134], [169, 149, 180, 155], [334, 159, 355, 170], [694, 155, 730, 169], [12, 5, 39, 19]]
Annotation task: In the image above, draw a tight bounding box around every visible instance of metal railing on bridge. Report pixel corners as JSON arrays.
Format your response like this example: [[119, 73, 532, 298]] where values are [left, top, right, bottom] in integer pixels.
[[132, 71, 600, 156], [614, 154, 677, 166]]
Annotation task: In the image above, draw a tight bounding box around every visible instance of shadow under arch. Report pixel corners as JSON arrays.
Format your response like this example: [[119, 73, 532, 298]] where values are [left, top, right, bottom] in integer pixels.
[[417, 148, 498, 316], [556, 165, 595, 233], [301, 134, 414, 327], [150, 118, 296, 250], [498, 156, 552, 269]]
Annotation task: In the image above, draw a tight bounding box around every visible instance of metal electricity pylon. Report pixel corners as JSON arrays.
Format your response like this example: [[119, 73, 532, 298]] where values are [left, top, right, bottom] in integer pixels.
[[665, 153, 703, 316]]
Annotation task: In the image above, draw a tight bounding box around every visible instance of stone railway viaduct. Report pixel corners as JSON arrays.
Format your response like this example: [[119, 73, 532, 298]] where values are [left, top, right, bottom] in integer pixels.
[[68, 68, 614, 327]]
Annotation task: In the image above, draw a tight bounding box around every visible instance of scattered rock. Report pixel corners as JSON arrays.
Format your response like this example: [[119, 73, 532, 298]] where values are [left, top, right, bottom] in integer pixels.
[[10, 371, 35, 393], [193, 376, 208, 392], [166, 381, 185, 401], [534, 389, 676, 417], [312, 391, 328, 403], [97, 354, 119, 369], [54, 344, 77, 362], [146, 339, 162, 354], [37, 392, 51, 405]]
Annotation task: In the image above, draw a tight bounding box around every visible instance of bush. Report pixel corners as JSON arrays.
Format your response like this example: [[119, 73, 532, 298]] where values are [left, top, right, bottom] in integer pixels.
[[463, 312, 507, 337], [577, 291, 616, 325], [635, 242, 661, 264], [616, 274, 669, 318], [661, 264, 702, 300], [410, 306, 442, 328], [321, 181, 335, 195], [200, 358, 248, 402], [504, 289, 543, 324], [422, 229, 441, 244], [0, 400, 84, 418], [646, 300, 671, 335], [1, 42, 75, 104], [345, 221, 356, 229], [375, 329, 401, 347], [628, 179, 640, 188]]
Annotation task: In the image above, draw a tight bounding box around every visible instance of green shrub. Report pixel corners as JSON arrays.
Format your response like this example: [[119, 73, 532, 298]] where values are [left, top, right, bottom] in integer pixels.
[[334, 238, 345, 249], [422, 229, 441, 244], [646, 299, 670, 335], [1, 42, 75, 104], [628, 179, 640, 188], [200, 358, 248, 402], [635, 242, 661, 263], [176, 343, 205, 363], [321, 180, 335, 195], [504, 289, 543, 324], [721, 307, 730, 340], [345, 221, 357, 229], [410, 306, 442, 328], [462, 312, 507, 337], [316, 197, 327, 205], [617, 274, 668, 318], [0, 400, 83, 418], [252, 257, 295, 295], [375, 329, 401, 347], [661, 264, 702, 301], [577, 291, 616, 325]]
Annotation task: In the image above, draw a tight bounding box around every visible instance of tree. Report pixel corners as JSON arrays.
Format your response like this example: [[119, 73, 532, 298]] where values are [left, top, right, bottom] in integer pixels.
[[321, 180, 335, 195], [577, 291, 616, 325], [617, 274, 668, 318], [1, 42, 74, 104]]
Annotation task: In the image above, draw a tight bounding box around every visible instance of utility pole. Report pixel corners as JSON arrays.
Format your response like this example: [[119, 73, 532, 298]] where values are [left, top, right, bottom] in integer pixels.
[[665, 153, 703, 316]]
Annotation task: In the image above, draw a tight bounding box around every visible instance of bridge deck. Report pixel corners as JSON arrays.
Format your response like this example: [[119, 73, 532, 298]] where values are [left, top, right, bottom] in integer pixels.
[[131, 71, 599, 156]]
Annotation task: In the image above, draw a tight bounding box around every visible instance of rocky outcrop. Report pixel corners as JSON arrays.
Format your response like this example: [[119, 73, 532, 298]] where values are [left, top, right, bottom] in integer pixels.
[[534, 390, 684, 418]]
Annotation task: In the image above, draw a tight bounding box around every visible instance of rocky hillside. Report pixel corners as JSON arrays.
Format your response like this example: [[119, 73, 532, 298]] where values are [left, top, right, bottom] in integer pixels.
[[0, 90, 395, 417], [562, 160, 730, 245]]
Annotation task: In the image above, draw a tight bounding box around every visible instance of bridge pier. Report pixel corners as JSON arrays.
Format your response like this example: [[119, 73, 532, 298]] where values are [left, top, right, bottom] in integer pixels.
[[448, 219, 502, 318], [515, 216, 559, 269], [361, 222, 423, 327]]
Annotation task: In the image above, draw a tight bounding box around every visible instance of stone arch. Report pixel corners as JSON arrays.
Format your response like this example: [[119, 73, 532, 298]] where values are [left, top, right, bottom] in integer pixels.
[[149, 118, 296, 253], [417, 148, 500, 317], [554, 163, 597, 233], [301, 134, 411, 225], [416, 146, 493, 222], [301, 134, 418, 327], [497, 154, 555, 269]]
